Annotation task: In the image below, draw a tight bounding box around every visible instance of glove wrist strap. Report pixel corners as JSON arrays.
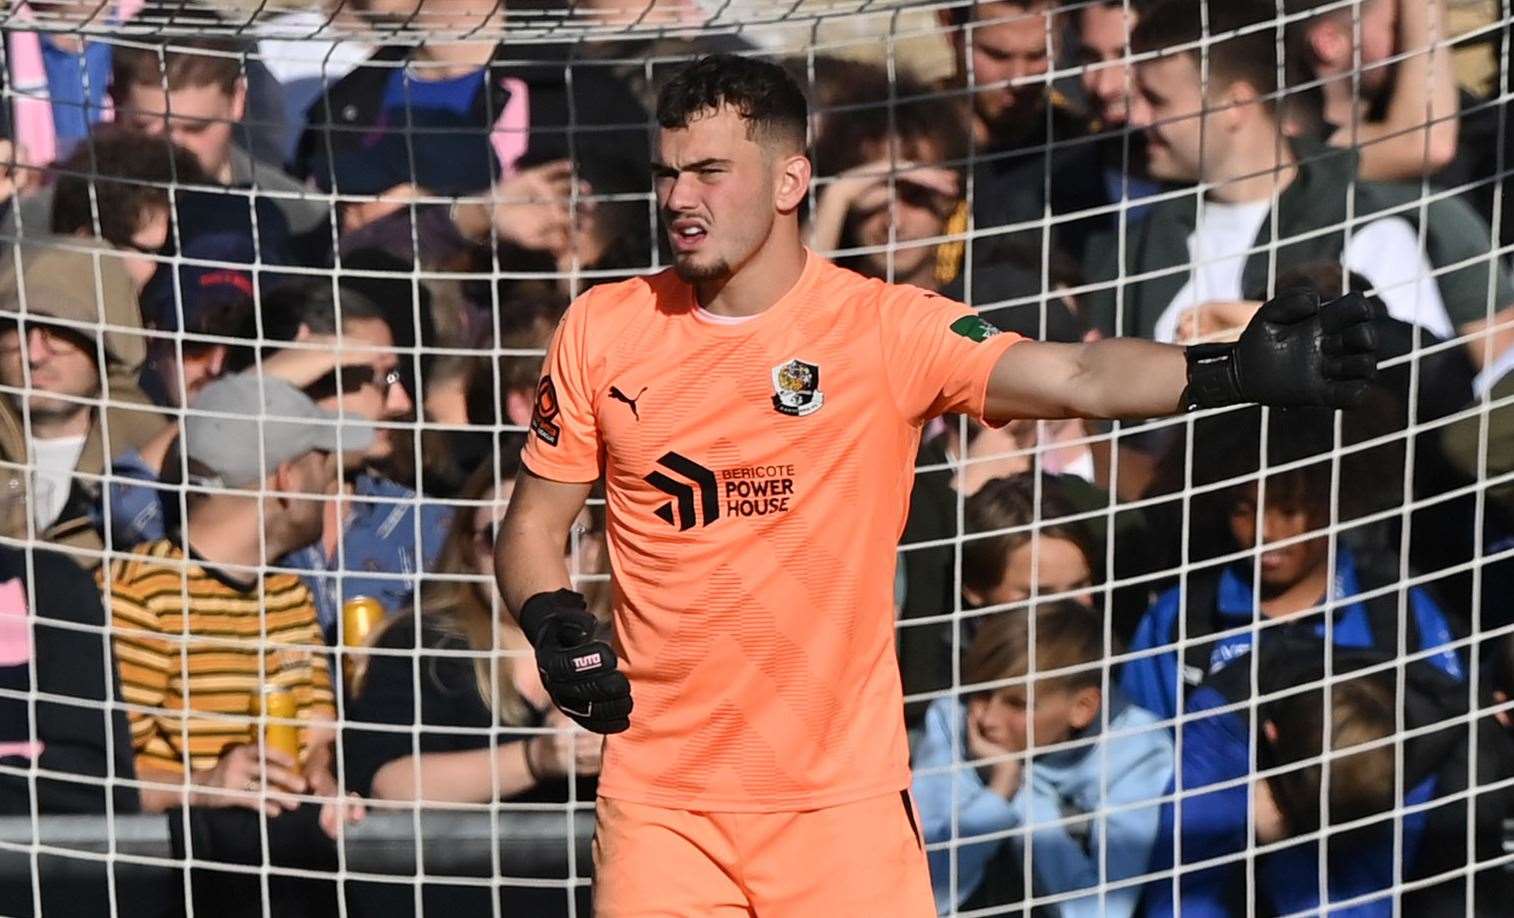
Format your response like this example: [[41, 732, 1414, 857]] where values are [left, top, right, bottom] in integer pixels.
[[519, 589, 586, 647], [1183, 343, 1243, 410]]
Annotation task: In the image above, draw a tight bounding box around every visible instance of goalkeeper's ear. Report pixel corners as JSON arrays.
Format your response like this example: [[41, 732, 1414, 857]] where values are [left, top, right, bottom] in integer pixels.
[[775, 153, 812, 214]]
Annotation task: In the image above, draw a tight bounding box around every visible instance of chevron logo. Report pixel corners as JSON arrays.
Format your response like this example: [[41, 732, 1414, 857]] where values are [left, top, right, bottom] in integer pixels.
[[644, 452, 720, 531]]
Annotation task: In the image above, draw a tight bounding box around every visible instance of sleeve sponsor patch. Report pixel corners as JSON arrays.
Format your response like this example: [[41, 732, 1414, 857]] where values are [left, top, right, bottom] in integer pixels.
[[949, 314, 1002, 342], [530, 375, 562, 446]]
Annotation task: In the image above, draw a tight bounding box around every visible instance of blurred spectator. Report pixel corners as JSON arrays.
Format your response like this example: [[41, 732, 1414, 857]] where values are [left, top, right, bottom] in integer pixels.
[[136, 232, 257, 409], [343, 458, 597, 917], [900, 472, 1106, 725], [1444, 328, 1514, 516], [1286, 0, 1480, 184], [913, 601, 1172, 916], [255, 0, 377, 165], [960, 475, 1098, 612], [408, 283, 565, 499], [107, 374, 365, 815], [0, 537, 138, 815], [6, 125, 203, 292], [0, 512, 143, 912], [1122, 404, 1463, 722], [1146, 637, 1514, 915], [241, 280, 451, 640], [568, 0, 754, 112], [1267, 262, 1489, 627], [1074, 0, 1161, 223], [25, 123, 302, 294], [1439, 316, 1514, 638], [937, 0, 1108, 262], [0, 0, 144, 165], [48, 142, 171, 290], [1085, 0, 1513, 373], [0, 244, 160, 561], [808, 68, 1085, 340], [291, 0, 650, 213], [111, 28, 324, 264]]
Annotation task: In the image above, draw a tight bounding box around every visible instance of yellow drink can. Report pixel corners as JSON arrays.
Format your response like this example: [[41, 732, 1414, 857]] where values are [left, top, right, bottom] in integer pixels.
[[259, 686, 300, 761], [342, 596, 386, 647]]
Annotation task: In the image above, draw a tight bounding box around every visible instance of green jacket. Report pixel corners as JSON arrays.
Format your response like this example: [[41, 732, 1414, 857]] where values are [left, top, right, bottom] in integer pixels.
[[1084, 139, 1512, 339]]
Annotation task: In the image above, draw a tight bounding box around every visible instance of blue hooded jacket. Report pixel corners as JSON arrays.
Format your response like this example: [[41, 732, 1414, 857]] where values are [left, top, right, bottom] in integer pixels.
[[1121, 548, 1462, 723]]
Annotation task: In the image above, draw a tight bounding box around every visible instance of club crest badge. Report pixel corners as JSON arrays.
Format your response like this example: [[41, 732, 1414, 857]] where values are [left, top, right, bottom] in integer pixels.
[[771, 359, 824, 417]]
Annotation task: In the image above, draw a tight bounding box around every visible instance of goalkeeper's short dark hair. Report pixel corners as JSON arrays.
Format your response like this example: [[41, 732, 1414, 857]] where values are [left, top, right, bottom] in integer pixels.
[[50, 125, 205, 246], [657, 54, 808, 153]]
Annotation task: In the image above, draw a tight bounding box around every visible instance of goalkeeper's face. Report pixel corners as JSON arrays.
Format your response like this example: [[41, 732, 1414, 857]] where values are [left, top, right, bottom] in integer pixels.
[[655, 106, 810, 284]]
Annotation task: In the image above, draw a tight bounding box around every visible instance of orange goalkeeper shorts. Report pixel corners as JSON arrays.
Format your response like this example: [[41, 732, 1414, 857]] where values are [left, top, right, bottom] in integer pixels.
[[592, 789, 935, 917]]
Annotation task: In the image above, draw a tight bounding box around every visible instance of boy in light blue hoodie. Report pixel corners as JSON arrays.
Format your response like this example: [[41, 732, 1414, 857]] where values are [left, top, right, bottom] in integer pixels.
[[913, 600, 1173, 916]]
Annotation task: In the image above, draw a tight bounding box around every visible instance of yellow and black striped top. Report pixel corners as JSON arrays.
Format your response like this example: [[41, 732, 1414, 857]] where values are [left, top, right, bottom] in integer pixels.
[[106, 540, 336, 775]]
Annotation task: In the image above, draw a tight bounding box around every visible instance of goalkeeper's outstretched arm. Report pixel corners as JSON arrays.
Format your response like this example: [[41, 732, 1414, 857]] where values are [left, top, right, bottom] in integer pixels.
[[983, 289, 1379, 422]]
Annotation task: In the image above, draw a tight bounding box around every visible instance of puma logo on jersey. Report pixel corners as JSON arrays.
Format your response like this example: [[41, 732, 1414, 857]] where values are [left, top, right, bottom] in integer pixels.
[[572, 651, 603, 673], [609, 386, 648, 420]]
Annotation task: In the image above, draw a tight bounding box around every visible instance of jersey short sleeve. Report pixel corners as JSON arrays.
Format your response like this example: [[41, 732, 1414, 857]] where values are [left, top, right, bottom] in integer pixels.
[[878, 288, 1024, 424], [521, 296, 603, 483]]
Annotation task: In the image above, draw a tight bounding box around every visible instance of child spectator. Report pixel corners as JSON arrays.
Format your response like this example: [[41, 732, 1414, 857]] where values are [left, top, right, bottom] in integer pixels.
[[343, 458, 597, 917], [961, 475, 1098, 613], [913, 600, 1172, 916], [1146, 635, 1514, 915], [900, 472, 1101, 725], [1122, 404, 1463, 721]]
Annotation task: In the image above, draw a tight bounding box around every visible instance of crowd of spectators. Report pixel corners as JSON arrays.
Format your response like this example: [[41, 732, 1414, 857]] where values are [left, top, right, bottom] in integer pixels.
[[0, 0, 1509, 915]]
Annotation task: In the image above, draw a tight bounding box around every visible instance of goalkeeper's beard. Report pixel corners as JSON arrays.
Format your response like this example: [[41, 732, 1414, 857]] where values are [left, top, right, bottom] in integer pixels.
[[673, 252, 734, 283]]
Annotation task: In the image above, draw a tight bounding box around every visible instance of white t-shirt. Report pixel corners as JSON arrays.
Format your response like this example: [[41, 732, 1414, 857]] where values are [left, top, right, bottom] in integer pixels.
[[29, 434, 86, 532], [1154, 199, 1452, 343]]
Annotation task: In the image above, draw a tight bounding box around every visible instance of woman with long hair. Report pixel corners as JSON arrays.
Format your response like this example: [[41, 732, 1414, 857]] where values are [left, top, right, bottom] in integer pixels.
[[341, 454, 605, 916], [343, 454, 605, 803]]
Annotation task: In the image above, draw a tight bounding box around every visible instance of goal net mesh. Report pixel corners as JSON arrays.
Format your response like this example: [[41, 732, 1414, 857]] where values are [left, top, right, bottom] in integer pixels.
[[0, 0, 1507, 916]]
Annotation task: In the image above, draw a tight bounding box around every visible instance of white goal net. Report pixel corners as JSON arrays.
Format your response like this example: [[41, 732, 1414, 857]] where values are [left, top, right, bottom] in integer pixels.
[[0, 0, 1508, 916]]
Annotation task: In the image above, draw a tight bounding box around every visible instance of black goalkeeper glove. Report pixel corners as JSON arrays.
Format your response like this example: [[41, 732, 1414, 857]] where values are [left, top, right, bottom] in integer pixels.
[[518, 589, 632, 734], [1183, 288, 1378, 411]]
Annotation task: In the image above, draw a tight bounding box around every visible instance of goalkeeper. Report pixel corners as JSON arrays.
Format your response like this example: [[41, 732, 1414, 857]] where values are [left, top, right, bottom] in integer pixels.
[[494, 54, 1377, 917]]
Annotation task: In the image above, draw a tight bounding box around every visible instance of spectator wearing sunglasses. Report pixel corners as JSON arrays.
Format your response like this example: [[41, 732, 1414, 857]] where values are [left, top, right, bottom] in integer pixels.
[[229, 279, 453, 644]]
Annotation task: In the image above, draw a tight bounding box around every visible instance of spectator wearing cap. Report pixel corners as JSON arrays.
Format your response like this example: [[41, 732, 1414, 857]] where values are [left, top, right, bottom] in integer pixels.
[[106, 373, 369, 816], [105, 233, 258, 550], [0, 244, 162, 564], [137, 233, 257, 410], [110, 22, 328, 261]]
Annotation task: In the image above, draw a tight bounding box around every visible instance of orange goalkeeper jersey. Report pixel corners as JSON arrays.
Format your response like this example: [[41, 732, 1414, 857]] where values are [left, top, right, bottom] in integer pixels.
[[522, 251, 1022, 811]]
